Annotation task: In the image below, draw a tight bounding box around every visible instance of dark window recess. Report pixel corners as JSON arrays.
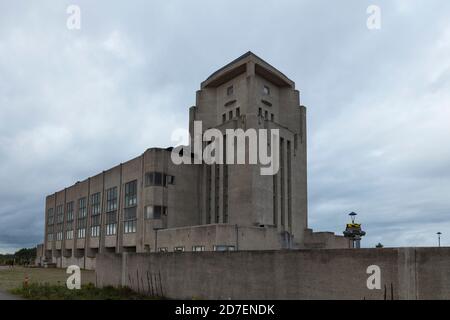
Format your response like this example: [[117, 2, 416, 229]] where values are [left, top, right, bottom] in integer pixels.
[[124, 206, 137, 221], [258, 108, 262, 116], [125, 180, 137, 207], [166, 175, 175, 185], [228, 110, 233, 120], [155, 172, 163, 185], [265, 110, 268, 119], [236, 108, 240, 117], [91, 214, 100, 226], [145, 205, 168, 220], [271, 113, 274, 121], [47, 208, 54, 225], [106, 211, 117, 224], [222, 113, 226, 123], [145, 172, 175, 187]]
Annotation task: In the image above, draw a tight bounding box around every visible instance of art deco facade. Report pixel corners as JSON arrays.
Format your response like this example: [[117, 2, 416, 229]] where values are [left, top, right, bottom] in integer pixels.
[[42, 52, 347, 269]]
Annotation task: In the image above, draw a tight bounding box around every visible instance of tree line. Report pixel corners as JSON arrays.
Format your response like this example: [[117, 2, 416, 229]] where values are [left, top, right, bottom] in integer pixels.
[[0, 247, 36, 266]]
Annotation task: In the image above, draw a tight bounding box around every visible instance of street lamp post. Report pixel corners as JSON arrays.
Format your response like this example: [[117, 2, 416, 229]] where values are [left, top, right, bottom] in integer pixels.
[[437, 232, 442, 247]]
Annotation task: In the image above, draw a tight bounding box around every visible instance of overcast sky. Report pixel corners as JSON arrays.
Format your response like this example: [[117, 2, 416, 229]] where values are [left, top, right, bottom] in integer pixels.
[[1, 0, 449, 253]]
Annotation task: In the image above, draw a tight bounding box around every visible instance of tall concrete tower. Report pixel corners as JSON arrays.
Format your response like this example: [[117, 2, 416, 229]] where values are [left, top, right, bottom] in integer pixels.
[[189, 52, 308, 247]]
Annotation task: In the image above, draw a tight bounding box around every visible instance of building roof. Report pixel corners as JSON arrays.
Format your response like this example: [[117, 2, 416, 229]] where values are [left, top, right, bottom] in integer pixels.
[[201, 51, 295, 89]]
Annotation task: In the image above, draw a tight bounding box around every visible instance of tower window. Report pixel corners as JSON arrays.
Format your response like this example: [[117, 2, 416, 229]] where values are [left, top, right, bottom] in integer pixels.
[[236, 108, 240, 117], [258, 108, 262, 116], [265, 110, 268, 119], [222, 113, 226, 123], [227, 85, 234, 96], [271, 113, 274, 121], [263, 85, 270, 95], [229, 110, 233, 120]]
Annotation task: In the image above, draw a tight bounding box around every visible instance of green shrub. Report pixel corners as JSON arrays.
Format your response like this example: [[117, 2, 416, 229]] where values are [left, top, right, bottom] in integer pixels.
[[11, 282, 163, 300]]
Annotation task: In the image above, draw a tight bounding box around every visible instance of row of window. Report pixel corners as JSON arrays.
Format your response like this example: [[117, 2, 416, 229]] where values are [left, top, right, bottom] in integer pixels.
[[258, 107, 275, 121], [222, 107, 241, 123], [51, 222, 119, 241], [220, 107, 275, 123], [47, 205, 167, 241], [157, 245, 236, 252], [47, 175, 173, 225], [145, 172, 175, 187]]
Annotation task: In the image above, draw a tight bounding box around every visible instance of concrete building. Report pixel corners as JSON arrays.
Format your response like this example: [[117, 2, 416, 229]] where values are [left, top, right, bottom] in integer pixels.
[[41, 52, 347, 269]]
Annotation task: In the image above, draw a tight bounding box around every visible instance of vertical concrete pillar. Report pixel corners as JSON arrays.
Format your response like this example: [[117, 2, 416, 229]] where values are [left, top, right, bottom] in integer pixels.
[[397, 248, 417, 299], [121, 252, 128, 287]]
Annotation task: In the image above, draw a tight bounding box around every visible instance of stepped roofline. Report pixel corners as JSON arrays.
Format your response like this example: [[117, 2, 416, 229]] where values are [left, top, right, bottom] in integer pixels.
[[201, 51, 295, 89]]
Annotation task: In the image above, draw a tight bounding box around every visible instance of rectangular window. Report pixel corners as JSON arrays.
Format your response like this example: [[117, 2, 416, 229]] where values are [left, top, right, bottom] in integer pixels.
[[124, 220, 136, 234], [77, 196, 87, 239], [78, 197, 87, 218], [47, 233, 53, 241], [222, 113, 226, 123], [228, 110, 233, 120], [236, 108, 240, 117], [66, 202, 74, 221], [158, 247, 168, 253], [47, 208, 54, 225], [258, 108, 262, 117], [125, 180, 137, 207], [280, 138, 285, 227], [124, 206, 137, 221], [263, 85, 270, 95], [145, 205, 167, 220], [77, 216, 87, 229], [271, 113, 274, 121], [213, 245, 235, 252], [227, 85, 233, 96], [154, 173, 162, 186], [106, 211, 117, 224], [56, 205, 64, 224], [166, 175, 175, 186], [106, 223, 116, 236], [91, 225, 100, 237], [91, 214, 101, 227], [124, 180, 137, 233], [145, 172, 154, 186], [174, 246, 185, 252], [47, 225, 54, 238], [66, 230, 73, 240], [56, 206, 64, 241], [265, 110, 268, 119], [77, 228, 86, 239], [193, 246, 205, 252], [91, 192, 101, 216], [145, 172, 173, 187], [106, 187, 118, 212], [287, 140, 292, 232], [145, 172, 159, 186]]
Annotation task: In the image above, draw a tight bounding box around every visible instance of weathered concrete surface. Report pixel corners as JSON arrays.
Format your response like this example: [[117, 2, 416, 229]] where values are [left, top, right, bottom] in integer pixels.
[[96, 247, 450, 300]]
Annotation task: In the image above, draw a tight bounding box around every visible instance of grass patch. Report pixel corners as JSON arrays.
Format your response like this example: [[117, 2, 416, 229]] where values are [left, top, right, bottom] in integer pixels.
[[11, 282, 161, 300], [0, 266, 95, 291]]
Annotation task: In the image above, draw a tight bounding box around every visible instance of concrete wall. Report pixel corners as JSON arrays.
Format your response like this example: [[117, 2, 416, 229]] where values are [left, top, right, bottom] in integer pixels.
[[96, 248, 450, 300]]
